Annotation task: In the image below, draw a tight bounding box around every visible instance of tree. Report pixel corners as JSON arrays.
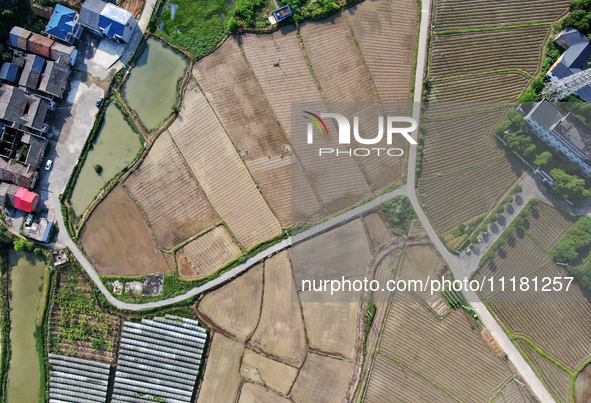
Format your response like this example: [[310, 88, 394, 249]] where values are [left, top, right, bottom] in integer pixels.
[[533, 151, 552, 168], [514, 217, 525, 227], [484, 251, 495, 260], [488, 213, 498, 223], [505, 227, 516, 237], [13, 239, 27, 251], [470, 235, 479, 244], [94, 164, 103, 174], [521, 210, 530, 218], [530, 198, 540, 205], [495, 205, 505, 214], [497, 239, 507, 247], [551, 168, 591, 199], [33, 247, 42, 256], [512, 184, 523, 194]]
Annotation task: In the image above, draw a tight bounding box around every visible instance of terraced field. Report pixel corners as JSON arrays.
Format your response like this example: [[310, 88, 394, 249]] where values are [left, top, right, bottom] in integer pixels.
[[421, 107, 506, 178], [517, 340, 571, 403], [375, 291, 512, 402], [429, 72, 531, 102], [493, 380, 538, 403], [168, 81, 281, 250], [419, 157, 522, 233], [124, 133, 218, 250], [430, 26, 550, 79], [474, 234, 549, 298], [433, 0, 569, 31], [193, 38, 294, 225], [176, 225, 242, 279], [526, 203, 575, 249], [487, 262, 591, 372], [363, 353, 457, 402]]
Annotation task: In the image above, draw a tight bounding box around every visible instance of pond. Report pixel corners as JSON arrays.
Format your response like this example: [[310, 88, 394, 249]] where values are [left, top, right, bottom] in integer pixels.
[[6, 249, 45, 403], [122, 37, 187, 130], [70, 103, 142, 217]]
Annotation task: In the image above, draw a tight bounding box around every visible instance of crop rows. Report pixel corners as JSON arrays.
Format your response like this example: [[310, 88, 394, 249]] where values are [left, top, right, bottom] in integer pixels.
[[516, 340, 571, 403], [379, 292, 511, 402], [488, 262, 591, 371], [474, 235, 548, 298], [49, 269, 122, 363], [345, 0, 418, 103], [178, 225, 242, 279], [168, 83, 281, 250], [526, 203, 575, 249], [363, 353, 457, 402], [433, 0, 569, 31], [419, 157, 521, 233], [421, 108, 506, 178], [494, 380, 537, 403], [429, 73, 530, 102], [193, 38, 293, 226], [430, 26, 550, 78], [125, 133, 218, 250]]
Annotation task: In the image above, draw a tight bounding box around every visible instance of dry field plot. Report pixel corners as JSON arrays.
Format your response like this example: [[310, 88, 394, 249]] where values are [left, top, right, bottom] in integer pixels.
[[197, 263, 263, 342], [176, 225, 242, 280], [290, 352, 352, 403], [422, 108, 506, 178], [364, 213, 391, 251], [474, 235, 548, 298], [292, 218, 371, 300], [517, 340, 571, 403], [379, 292, 512, 402], [526, 203, 575, 249], [249, 251, 307, 367], [419, 157, 522, 233], [300, 13, 377, 103], [168, 81, 281, 249], [398, 245, 442, 300], [346, 0, 418, 103], [124, 133, 218, 250], [487, 262, 591, 372], [240, 26, 323, 137], [197, 333, 244, 403], [430, 26, 550, 79], [238, 383, 291, 403], [429, 72, 531, 102], [193, 38, 296, 225], [299, 13, 405, 191], [80, 185, 174, 276], [301, 302, 358, 360], [433, 0, 569, 31], [363, 353, 457, 403], [240, 349, 298, 395]]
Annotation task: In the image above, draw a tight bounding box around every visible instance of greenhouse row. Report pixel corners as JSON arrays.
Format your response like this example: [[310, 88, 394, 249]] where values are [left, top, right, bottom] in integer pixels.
[[110, 316, 207, 403], [48, 354, 110, 403]]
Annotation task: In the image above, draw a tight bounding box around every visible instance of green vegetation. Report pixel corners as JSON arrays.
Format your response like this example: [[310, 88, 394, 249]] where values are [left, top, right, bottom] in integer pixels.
[[511, 184, 523, 194], [94, 164, 103, 174], [550, 168, 591, 200], [0, 252, 10, 403], [13, 239, 35, 252], [0, 0, 31, 43], [442, 287, 465, 309], [560, 0, 591, 36], [552, 216, 591, 262], [364, 302, 376, 334], [382, 196, 417, 236], [152, 0, 342, 57]]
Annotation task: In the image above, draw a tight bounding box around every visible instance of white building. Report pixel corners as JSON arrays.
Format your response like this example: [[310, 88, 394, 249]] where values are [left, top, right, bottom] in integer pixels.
[[522, 99, 591, 176]]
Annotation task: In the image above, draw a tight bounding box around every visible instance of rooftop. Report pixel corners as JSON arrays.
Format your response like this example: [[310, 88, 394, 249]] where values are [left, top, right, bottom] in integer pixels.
[[46, 4, 79, 42]]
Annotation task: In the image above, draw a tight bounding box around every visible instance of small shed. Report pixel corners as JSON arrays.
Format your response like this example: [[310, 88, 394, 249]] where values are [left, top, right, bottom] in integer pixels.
[[14, 187, 39, 212], [0, 63, 20, 84], [273, 5, 292, 22], [8, 27, 32, 51]]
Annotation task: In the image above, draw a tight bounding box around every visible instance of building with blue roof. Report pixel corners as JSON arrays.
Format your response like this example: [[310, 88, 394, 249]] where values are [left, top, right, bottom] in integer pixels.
[[79, 0, 137, 43], [0, 63, 20, 84], [548, 28, 591, 102], [46, 4, 82, 45]]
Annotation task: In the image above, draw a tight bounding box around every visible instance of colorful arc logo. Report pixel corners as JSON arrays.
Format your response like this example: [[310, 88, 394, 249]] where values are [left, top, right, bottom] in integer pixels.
[[303, 111, 328, 136]]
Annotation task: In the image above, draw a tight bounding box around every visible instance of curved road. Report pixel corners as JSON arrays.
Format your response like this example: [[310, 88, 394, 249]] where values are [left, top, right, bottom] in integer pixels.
[[52, 2, 555, 401]]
